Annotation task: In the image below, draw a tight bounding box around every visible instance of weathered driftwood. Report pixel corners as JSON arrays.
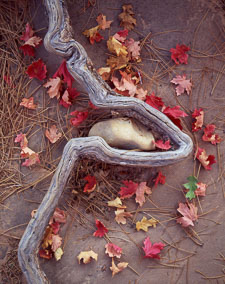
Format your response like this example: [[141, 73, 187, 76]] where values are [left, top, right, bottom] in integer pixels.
[[18, 0, 193, 283]]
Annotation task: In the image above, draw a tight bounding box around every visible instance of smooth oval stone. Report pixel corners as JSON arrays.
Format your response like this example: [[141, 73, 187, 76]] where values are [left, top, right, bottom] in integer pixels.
[[88, 118, 155, 151]]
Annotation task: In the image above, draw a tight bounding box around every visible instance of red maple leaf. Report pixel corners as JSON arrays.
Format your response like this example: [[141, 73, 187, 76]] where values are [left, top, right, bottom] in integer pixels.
[[90, 32, 104, 45], [170, 44, 190, 65], [202, 124, 221, 145], [20, 23, 34, 41], [105, 243, 122, 258], [155, 139, 171, 150], [83, 175, 97, 193], [26, 59, 47, 80], [192, 108, 204, 132], [177, 202, 198, 227], [196, 147, 216, 170], [53, 208, 67, 223], [70, 110, 88, 127], [145, 92, 165, 110], [93, 219, 108, 237], [114, 29, 129, 42], [39, 249, 52, 260], [142, 237, 165, 259], [88, 101, 98, 109], [153, 171, 166, 187], [119, 180, 138, 199], [163, 106, 188, 118], [50, 222, 60, 234], [20, 45, 35, 56], [53, 60, 74, 88], [59, 87, 80, 108]]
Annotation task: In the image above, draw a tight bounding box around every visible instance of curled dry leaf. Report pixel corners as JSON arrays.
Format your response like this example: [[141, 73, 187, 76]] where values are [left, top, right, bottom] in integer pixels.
[[136, 216, 159, 232], [135, 182, 152, 207], [202, 124, 221, 145], [110, 258, 128, 277], [77, 250, 98, 264], [39, 249, 52, 260], [83, 175, 97, 193], [26, 59, 47, 81], [196, 147, 216, 170], [177, 202, 198, 227], [107, 36, 128, 57], [108, 197, 126, 208], [93, 219, 108, 237], [192, 108, 204, 132], [118, 4, 137, 31], [20, 97, 37, 109], [153, 171, 166, 187], [96, 13, 112, 30], [54, 247, 63, 261], [53, 208, 67, 223], [171, 74, 192, 96], [115, 208, 132, 224], [105, 243, 122, 258], [45, 125, 62, 144], [170, 44, 190, 65], [142, 237, 165, 259], [51, 234, 62, 252]]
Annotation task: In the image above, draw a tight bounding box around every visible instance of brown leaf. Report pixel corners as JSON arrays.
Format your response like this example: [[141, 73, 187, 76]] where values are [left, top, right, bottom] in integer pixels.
[[135, 182, 152, 207], [45, 125, 62, 144], [96, 14, 112, 30], [110, 258, 128, 277], [118, 4, 137, 31], [43, 77, 62, 99], [115, 208, 132, 224], [77, 250, 98, 264]]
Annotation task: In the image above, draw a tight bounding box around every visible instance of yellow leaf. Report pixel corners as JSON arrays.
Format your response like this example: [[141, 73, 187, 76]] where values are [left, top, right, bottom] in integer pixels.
[[107, 36, 128, 57], [108, 197, 126, 208], [54, 247, 63, 261], [83, 26, 99, 38], [136, 216, 159, 232], [107, 55, 129, 70], [77, 250, 98, 264], [110, 258, 128, 277]]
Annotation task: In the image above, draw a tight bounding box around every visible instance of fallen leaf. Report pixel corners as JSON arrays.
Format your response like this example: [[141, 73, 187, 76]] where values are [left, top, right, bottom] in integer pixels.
[[202, 124, 221, 145], [53, 60, 74, 88], [53, 208, 67, 223], [39, 249, 52, 259], [112, 71, 136, 96], [177, 202, 198, 227], [88, 101, 98, 109], [155, 140, 171, 150], [15, 133, 28, 148], [136, 216, 159, 232], [98, 67, 111, 81], [96, 13, 112, 30], [108, 197, 126, 208], [183, 176, 198, 200], [107, 55, 129, 70], [145, 92, 165, 110], [119, 180, 138, 199], [107, 36, 128, 57], [110, 258, 128, 277], [153, 171, 166, 187], [45, 125, 62, 144], [163, 105, 188, 118], [142, 237, 165, 259], [77, 250, 98, 264], [54, 247, 63, 261], [118, 4, 137, 31], [26, 59, 47, 80], [20, 45, 35, 57], [196, 147, 216, 170], [93, 219, 108, 237], [44, 77, 62, 99], [42, 226, 53, 249], [135, 182, 152, 207], [84, 175, 97, 193], [70, 110, 88, 127], [20, 23, 34, 42], [170, 44, 190, 65], [20, 97, 37, 109], [83, 26, 103, 45], [51, 234, 62, 252], [105, 243, 122, 258], [24, 36, 42, 47], [114, 29, 129, 42], [21, 152, 40, 167], [136, 88, 147, 101], [171, 75, 192, 96], [50, 222, 60, 234], [195, 182, 207, 196], [192, 108, 204, 132], [125, 38, 140, 60], [115, 208, 132, 224]]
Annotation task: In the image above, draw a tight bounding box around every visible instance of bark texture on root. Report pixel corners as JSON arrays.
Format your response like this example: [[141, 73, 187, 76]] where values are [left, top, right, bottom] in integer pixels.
[[18, 1, 193, 283]]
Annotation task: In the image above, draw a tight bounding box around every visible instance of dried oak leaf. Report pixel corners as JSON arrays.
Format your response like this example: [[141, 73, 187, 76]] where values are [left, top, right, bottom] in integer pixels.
[[53, 208, 67, 223], [54, 247, 63, 261], [70, 110, 88, 127], [93, 219, 108, 237], [135, 182, 152, 207], [153, 171, 166, 187], [83, 26, 103, 45], [119, 180, 138, 199], [196, 147, 216, 170], [53, 60, 74, 88], [108, 197, 126, 208], [107, 36, 128, 57], [118, 4, 137, 31], [20, 97, 37, 109], [114, 29, 129, 42], [195, 182, 207, 196], [51, 234, 62, 252], [155, 139, 171, 150], [45, 125, 62, 144], [83, 175, 97, 193], [142, 237, 165, 259], [177, 202, 198, 227], [171, 75, 192, 96], [77, 250, 98, 264], [192, 108, 204, 132], [115, 208, 132, 224], [110, 258, 128, 277], [105, 243, 122, 258], [107, 55, 129, 70], [170, 44, 190, 65], [145, 92, 165, 110], [136, 216, 159, 232], [125, 38, 140, 60], [96, 13, 112, 30], [26, 59, 47, 80], [202, 124, 222, 145]]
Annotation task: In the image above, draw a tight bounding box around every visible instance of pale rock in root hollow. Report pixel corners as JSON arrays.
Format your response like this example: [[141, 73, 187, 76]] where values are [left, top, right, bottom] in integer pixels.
[[88, 118, 155, 151]]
